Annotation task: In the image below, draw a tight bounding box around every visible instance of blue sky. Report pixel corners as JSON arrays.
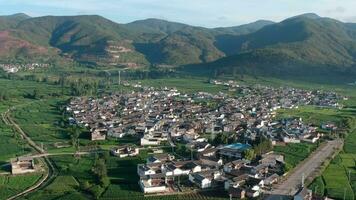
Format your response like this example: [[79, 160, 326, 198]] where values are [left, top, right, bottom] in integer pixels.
[[1, 0, 356, 27]]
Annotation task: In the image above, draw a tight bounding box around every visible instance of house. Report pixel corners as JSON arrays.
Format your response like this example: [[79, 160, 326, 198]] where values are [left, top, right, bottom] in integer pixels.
[[224, 160, 250, 173], [228, 187, 246, 199], [111, 146, 139, 158], [137, 163, 162, 176], [140, 137, 161, 146], [250, 164, 269, 178], [139, 174, 167, 193], [260, 153, 284, 167], [11, 157, 36, 175], [294, 187, 312, 200], [189, 170, 222, 189], [263, 173, 279, 186], [147, 154, 175, 164], [218, 143, 251, 159], [91, 129, 107, 141], [224, 174, 249, 190]]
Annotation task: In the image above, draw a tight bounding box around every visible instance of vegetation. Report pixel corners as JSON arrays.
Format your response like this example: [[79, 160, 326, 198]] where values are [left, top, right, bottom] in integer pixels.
[[0, 174, 43, 200]]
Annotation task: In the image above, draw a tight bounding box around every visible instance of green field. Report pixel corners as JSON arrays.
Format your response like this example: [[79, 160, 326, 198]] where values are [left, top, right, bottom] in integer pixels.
[[0, 72, 356, 199], [274, 142, 317, 170], [0, 174, 43, 200], [0, 120, 33, 164], [11, 98, 71, 150]]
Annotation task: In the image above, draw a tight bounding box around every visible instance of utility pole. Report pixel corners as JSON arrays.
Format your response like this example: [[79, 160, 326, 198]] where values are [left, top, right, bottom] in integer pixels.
[[302, 173, 305, 188], [343, 188, 346, 200], [119, 70, 121, 85]]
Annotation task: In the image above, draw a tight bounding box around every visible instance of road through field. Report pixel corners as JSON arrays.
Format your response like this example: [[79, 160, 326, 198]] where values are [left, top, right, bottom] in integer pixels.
[[265, 139, 343, 200]]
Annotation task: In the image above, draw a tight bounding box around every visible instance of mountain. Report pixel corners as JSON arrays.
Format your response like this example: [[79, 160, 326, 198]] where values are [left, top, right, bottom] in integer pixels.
[[0, 13, 31, 30], [185, 15, 356, 78], [1, 12, 356, 78], [214, 20, 275, 35]]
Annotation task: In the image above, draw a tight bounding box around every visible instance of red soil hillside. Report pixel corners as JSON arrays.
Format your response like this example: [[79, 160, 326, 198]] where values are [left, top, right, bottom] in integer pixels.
[[0, 31, 49, 59]]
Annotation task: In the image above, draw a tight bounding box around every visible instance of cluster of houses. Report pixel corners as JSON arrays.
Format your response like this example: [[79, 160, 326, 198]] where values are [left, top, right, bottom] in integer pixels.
[[0, 63, 50, 73], [137, 146, 285, 198], [66, 81, 343, 197], [67, 81, 341, 146]]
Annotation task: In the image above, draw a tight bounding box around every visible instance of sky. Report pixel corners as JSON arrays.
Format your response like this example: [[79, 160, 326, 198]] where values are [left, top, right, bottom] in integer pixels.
[[1, 0, 356, 28]]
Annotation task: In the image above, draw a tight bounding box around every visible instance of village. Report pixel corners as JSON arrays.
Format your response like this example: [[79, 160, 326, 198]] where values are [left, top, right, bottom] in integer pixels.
[[0, 63, 50, 73], [60, 80, 342, 199]]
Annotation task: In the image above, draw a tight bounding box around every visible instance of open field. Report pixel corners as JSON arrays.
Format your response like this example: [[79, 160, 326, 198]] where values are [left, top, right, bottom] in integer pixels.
[[0, 174, 43, 200], [11, 98, 71, 150], [0, 120, 33, 164], [274, 143, 317, 169]]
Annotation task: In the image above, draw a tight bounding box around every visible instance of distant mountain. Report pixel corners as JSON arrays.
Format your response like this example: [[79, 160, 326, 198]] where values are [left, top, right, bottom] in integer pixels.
[[186, 15, 356, 78], [214, 20, 275, 35], [0, 13, 31, 30], [1, 12, 356, 78]]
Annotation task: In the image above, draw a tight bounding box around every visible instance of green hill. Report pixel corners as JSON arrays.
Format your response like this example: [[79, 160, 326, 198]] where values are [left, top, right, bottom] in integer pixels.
[[184, 14, 356, 79], [1, 12, 356, 78]]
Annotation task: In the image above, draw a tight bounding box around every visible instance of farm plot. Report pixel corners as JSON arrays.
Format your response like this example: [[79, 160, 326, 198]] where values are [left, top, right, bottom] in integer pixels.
[[0, 120, 32, 163], [11, 98, 70, 150], [274, 142, 317, 168], [0, 174, 43, 200]]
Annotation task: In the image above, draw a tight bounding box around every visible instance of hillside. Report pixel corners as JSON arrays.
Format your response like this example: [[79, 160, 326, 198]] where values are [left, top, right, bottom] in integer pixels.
[[185, 14, 356, 78], [1, 13, 356, 77], [0, 14, 274, 67]]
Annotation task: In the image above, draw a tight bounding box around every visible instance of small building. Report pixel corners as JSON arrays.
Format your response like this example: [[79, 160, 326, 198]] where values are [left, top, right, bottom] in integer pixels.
[[111, 146, 139, 158], [228, 187, 246, 199], [91, 129, 107, 141], [294, 187, 312, 200], [218, 143, 251, 159], [11, 157, 36, 175], [139, 174, 167, 194]]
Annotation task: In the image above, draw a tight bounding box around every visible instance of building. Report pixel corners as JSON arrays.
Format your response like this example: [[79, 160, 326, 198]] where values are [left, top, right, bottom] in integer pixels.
[[11, 157, 36, 175], [139, 174, 167, 193], [111, 146, 139, 158], [219, 143, 252, 159], [294, 187, 312, 200], [91, 129, 107, 141]]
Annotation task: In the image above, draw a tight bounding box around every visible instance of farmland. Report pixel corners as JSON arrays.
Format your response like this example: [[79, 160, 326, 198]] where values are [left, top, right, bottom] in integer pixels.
[[274, 143, 317, 170], [0, 174, 43, 200]]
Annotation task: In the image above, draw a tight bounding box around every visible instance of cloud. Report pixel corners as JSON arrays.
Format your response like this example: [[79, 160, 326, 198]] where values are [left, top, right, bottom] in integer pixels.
[[325, 6, 346, 14]]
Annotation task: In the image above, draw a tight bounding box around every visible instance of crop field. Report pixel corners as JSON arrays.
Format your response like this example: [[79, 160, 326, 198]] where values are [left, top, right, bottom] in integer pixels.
[[274, 142, 317, 168], [310, 119, 356, 199], [0, 174, 43, 200], [0, 79, 63, 112], [25, 155, 95, 199], [11, 98, 71, 150], [0, 120, 32, 164]]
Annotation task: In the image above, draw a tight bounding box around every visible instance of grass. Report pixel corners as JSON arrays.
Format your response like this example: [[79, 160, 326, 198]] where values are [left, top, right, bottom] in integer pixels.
[[11, 98, 72, 150], [0, 120, 33, 163], [0, 173, 43, 200], [274, 142, 317, 169]]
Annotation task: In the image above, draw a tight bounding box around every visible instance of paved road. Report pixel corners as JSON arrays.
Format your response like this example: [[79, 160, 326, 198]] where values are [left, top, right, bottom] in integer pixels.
[[265, 139, 343, 200]]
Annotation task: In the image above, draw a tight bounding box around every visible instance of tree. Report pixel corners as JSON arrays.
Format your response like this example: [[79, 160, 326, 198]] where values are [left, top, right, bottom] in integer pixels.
[[243, 149, 256, 161], [69, 126, 81, 149], [92, 158, 107, 179], [100, 176, 110, 188], [80, 180, 91, 191], [89, 185, 104, 199]]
